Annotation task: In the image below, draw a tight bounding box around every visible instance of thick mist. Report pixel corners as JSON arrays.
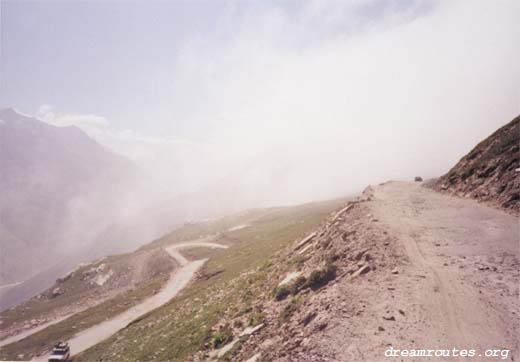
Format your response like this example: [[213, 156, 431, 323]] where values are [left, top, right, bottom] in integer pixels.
[[29, 0, 518, 210], [165, 0, 519, 205], [1, 0, 518, 309], [2, 0, 519, 259]]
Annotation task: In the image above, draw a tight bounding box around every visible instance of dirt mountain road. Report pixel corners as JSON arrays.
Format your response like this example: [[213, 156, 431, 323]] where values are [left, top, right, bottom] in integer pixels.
[[320, 181, 518, 362], [374, 182, 518, 359], [34, 241, 228, 360]]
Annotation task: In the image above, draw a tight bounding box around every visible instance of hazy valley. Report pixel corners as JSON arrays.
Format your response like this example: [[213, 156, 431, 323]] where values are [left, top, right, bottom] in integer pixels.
[[1, 1, 518, 361]]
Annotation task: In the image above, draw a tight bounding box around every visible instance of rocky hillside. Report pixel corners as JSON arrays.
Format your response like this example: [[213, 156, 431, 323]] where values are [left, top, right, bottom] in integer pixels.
[[0, 200, 345, 361], [70, 191, 397, 362], [432, 116, 519, 214], [70, 181, 519, 362], [0, 248, 175, 343], [4, 182, 516, 361]]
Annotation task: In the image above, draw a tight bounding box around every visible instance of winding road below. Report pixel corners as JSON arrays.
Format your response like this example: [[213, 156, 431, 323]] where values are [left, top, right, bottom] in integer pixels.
[[20, 241, 228, 360]]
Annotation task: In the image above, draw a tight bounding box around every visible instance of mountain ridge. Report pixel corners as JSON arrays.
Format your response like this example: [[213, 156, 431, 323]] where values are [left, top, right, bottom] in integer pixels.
[[431, 115, 519, 214], [0, 108, 144, 287]]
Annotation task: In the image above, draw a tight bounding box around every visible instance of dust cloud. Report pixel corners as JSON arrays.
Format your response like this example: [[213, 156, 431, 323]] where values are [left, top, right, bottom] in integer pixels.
[[2, 1, 518, 300], [98, 0, 519, 209]]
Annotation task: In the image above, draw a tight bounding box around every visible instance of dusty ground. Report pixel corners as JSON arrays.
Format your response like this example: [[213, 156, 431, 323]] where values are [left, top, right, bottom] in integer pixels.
[[315, 181, 519, 361], [6, 184, 516, 362], [222, 181, 518, 362]]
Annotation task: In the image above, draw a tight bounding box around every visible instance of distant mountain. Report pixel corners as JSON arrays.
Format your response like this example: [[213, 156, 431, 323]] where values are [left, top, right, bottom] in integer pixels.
[[0, 108, 277, 308], [0, 107, 354, 308], [432, 115, 519, 214], [0, 108, 145, 285]]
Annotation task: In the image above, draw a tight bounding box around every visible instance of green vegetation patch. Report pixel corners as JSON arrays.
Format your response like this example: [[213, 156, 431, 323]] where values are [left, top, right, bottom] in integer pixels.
[[212, 326, 233, 349], [72, 198, 345, 362], [279, 296, 302, 323], [307, 262, 338, 290]]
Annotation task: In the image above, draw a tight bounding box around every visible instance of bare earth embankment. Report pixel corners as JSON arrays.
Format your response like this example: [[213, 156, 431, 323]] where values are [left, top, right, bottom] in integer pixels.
[[204, 181, 518, 362], [10, 186, 516, 362], [432, 116, 519, 215], [315, 181, 519, 361]]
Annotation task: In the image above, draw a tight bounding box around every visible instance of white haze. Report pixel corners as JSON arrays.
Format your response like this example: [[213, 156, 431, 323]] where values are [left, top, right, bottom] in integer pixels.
[[1, 1, 518, 303], [45, 0, 520, 208]]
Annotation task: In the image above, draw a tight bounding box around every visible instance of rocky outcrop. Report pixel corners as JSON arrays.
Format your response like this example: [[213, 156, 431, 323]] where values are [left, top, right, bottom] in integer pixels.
[[432, 116, 519, 214], [190, 200, 403, 362]]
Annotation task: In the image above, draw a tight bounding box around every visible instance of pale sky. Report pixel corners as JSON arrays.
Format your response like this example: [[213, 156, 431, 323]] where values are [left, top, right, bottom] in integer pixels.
[[1, 0, 519, 204]]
